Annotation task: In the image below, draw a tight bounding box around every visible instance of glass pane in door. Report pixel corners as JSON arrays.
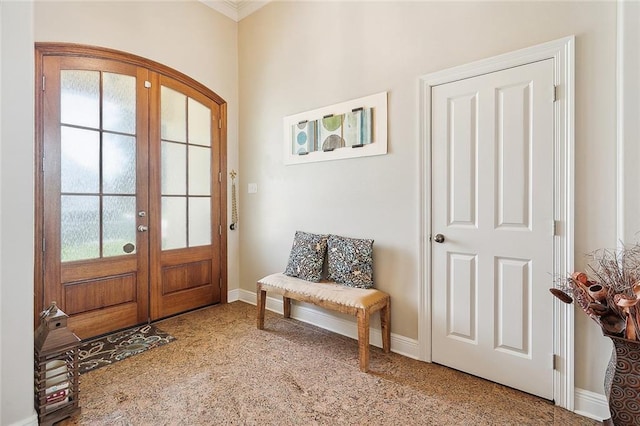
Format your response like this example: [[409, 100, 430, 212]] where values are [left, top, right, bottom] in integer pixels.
[[188, 98, 211, 146], [61, 195, 100, 262], [161, 197, 187, 250], [103, 133, 136, 194], [103, 196, 137, 256], [189, 197, 211, 247], [59, 70, 137, 262], [161, 141, 186, 195], [61, 127, 100, 193], [161, 86, 186, 143], [61, 70, 100, 128], [103, 73, 136, 134], [188, 145, 211, 196], [160, 86, 213, 251]]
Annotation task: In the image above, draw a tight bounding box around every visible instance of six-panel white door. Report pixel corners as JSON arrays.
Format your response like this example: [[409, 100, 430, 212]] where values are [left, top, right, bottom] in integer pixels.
[[431, 59, 555, 399]]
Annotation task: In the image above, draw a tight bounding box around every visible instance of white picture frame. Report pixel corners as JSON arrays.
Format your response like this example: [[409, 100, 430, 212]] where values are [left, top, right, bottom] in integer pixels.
[[283, 91, 387, 165]]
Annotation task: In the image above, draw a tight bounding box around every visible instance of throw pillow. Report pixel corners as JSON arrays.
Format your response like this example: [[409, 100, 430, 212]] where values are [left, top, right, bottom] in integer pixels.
[[283, 231, 328, 282], [327, 235, 374, 288]]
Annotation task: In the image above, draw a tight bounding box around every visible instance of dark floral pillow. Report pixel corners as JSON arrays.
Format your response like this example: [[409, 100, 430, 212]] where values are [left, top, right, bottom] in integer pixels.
[[327, 235, 374, 288], [283, 231, 328, 282]]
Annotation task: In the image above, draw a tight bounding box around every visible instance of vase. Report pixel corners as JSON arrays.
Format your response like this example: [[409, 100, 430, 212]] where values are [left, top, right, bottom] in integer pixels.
[[603, 335, 640, 425]]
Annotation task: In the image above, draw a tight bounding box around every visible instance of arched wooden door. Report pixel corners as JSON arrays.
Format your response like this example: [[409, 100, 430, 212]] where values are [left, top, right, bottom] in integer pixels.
[[35, 44, 227, 339]]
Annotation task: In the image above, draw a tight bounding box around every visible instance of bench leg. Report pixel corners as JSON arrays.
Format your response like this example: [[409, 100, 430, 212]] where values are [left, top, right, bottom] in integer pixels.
[[380, 299, 391, 353], [356, 309, 370, 372], [257, 286, 267, 330], [283, 297, 291, 318]]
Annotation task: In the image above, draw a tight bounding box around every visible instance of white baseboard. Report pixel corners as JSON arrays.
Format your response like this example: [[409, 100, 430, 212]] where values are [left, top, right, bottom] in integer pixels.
[[8, 413, 38, 426], [236, 288, 420, 359], [574, 387, 610, 422], [227, 288, 241, 302], [231, 289, 609, 422]]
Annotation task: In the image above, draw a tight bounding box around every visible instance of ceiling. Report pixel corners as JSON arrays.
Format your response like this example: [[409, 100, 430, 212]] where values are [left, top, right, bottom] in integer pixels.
[[200, 0, 271, 22]]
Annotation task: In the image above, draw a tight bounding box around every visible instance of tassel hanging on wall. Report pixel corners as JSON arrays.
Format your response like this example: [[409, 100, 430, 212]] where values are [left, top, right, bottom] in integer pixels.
[[230, 170, 238, 230]]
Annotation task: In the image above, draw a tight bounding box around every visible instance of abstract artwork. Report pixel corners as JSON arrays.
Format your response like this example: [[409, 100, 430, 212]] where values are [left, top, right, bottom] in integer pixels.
[[344, 108, 372, 147], [284, 91, 387, 165], [291, 108, 373, 154], [319, 114, 345, 151], [292, 120, 317, 155]]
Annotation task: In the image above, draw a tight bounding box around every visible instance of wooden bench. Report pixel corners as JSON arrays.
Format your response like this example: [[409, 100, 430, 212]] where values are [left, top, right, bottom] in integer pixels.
[[256, 272, 391, 372]]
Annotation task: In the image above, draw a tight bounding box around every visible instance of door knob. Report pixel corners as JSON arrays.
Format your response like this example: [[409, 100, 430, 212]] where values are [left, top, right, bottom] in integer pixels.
[[433, 234, 445, 243], [137, 225, 148, 232]]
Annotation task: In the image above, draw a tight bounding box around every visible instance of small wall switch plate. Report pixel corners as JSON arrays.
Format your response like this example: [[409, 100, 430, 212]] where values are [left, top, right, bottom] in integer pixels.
[[248, 183, 257, 194]]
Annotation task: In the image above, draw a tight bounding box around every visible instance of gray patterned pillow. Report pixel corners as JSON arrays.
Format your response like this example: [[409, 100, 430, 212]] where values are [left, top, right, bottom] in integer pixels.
[[283, 231, 328, 282], [327, 235, 374, 288]]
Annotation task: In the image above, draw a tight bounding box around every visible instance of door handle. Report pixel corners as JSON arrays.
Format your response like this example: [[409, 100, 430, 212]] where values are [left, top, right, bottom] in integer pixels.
[[137, 225, 148, 232], [433, 234, 445, 243]]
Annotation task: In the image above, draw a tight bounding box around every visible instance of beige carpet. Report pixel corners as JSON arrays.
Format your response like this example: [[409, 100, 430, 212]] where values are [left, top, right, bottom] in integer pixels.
[[60, 301, 598, 425]]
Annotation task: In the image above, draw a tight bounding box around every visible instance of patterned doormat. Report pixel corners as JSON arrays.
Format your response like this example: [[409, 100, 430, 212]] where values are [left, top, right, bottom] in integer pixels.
[[78, 324, 176, 374]]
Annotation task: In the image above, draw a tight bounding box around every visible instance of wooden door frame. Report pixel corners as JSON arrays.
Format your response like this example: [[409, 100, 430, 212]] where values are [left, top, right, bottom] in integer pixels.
[[34, 43, 228, 327], [418, 36, 575, 409]]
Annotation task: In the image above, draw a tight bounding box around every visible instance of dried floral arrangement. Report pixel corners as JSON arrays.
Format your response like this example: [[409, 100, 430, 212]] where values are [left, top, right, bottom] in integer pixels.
[[550, 244, 640, 341]]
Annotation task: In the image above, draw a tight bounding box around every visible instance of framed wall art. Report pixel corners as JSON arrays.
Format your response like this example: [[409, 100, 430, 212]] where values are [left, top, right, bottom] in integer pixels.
[[283, 91, 387, 165]]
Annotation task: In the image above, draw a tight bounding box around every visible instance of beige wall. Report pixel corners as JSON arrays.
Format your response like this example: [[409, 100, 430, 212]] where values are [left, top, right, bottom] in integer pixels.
[[1, 2, 36, 424], [238, 1, 617, 395]]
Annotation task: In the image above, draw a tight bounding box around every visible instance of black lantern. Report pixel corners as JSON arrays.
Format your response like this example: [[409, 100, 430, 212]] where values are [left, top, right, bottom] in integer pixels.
[[34, 302, 80, 425]]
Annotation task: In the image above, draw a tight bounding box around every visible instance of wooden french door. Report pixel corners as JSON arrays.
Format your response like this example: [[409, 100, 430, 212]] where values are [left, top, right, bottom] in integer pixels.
[[149, 75, 222, 320], [36, 44, 226, 339]]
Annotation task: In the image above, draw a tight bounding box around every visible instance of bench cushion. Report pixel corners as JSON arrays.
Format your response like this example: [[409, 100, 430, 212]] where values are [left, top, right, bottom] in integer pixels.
[[258, 273, 388, 310]]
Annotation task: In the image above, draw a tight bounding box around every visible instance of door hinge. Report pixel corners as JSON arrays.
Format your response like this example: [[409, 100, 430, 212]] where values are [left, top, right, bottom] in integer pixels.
[[552, 220, 559, 236], [42, 75, 45, 91], [219, 172, 222, 183], [552, 85, 558, 102], [42, 156, 45, 172], [219, 119, 222, 129], [552, 354, 557, 370], [219, 277, 222, 289], [144, 80, 151, 89], [42, 237, 45, 252], [219, 225, 222, 236]]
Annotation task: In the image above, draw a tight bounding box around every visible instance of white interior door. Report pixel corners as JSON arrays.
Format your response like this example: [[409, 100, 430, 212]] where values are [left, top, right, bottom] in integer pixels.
[[431, 59, 555, 399]]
